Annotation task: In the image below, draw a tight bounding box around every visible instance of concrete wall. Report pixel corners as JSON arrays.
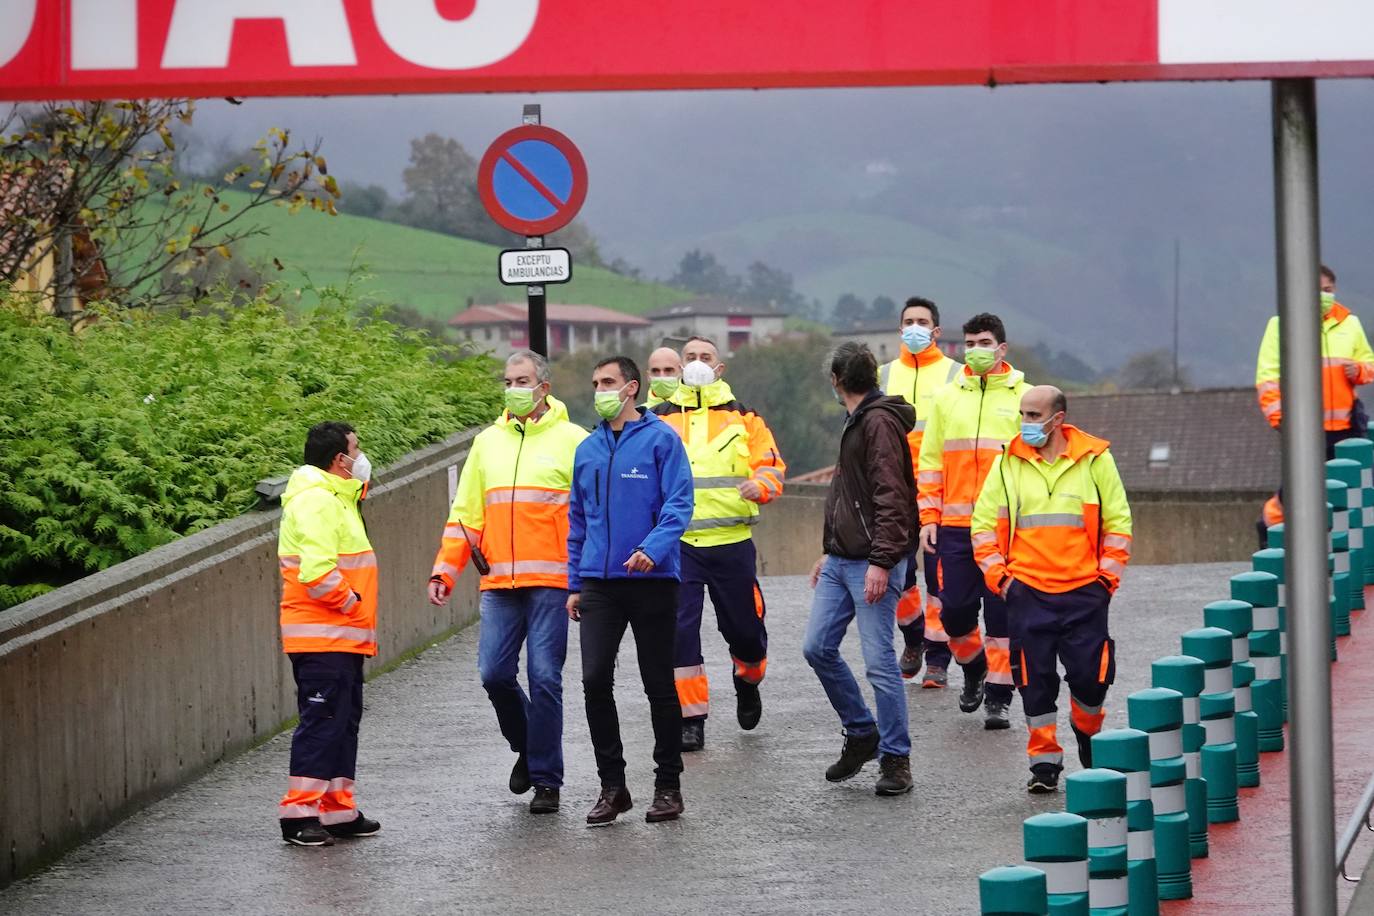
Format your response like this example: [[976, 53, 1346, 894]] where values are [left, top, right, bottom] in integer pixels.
[[0, 430, 483, 886]]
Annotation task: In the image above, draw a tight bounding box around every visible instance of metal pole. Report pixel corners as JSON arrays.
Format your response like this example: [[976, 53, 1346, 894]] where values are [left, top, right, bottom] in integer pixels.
[[1172, 237, 1180, 388], [1272, 77, 1336, 915], [522, 103, 548, 357]]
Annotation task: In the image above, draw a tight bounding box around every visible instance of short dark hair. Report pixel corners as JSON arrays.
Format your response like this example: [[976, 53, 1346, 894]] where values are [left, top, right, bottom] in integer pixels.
[[683, 335, 719, 353], [902, 296, 939, 327], [594, 355, 641, 389], [1052, 391, 1068, 416], [1322, 264, 1337, 283], [829, 341, 879, 396], [963, 312, 1006, 344], [304, 421, 355, 470]]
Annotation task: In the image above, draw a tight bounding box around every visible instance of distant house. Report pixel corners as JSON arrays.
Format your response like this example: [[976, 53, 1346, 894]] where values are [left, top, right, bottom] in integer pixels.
[[645, 298, 787, 355], [448, 302, 650, 359], [831, 320, 963, 366]]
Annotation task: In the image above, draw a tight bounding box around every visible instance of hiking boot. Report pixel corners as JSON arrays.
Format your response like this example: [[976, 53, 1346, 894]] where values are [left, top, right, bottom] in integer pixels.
[[1074, 727, 1095, 769], [681, 719, 706, 752], [922, 666, 948, 689], [825, 730, 880, 782], [875, 754, 914, 796], [900, 644, 925, 680], [1027, 765, 1061, 795], [281, 817, 335, 847], [586, 786, 633, 826], [984, 699, 1011, 730], [645, 788, 685, 823], [509, 753, 531, 794], [958, 655, 988, 713], [529, 786, 560, 814], [735, 677, 763, 731], [324, 811, 380, 838]]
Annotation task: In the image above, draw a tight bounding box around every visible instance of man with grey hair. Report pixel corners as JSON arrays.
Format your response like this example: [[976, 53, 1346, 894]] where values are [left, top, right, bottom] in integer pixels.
[[427, 349, 588, 815]]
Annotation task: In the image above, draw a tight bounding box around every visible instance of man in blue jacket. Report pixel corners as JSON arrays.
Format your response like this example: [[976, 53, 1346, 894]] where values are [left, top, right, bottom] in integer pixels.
[[567, 355, 695, 826]]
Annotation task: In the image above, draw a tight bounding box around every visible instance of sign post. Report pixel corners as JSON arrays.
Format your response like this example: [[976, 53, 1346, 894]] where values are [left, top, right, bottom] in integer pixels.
[[520, 104, 547, 357]]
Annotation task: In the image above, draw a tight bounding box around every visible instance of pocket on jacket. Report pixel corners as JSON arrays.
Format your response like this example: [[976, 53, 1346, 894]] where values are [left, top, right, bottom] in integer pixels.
[[1097, 637, 1116, 686]]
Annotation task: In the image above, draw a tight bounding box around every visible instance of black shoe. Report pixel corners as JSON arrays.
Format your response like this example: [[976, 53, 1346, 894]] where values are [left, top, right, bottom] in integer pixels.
[[984, 700, 1011, 730], [1074, 727, 1095, 769], [509, 753, 531, 795], [324, 812, 381, 838], [681, 719, 706, 752], [735, 677, 762, 731], [530, 786, 560, 814], [586, 786, 633, 826], [900, 644, 925, 680], [958, 654, 988, 714], [1027, 765, 1061, 794], [645, 788, 685, 823], [281, 817, 335, 847], [875, 754, 914, 796], [825, 730, 880, 782]]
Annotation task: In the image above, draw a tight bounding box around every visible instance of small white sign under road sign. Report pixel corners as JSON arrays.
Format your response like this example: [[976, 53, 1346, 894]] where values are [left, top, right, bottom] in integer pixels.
[[499, 247, 572, 286]]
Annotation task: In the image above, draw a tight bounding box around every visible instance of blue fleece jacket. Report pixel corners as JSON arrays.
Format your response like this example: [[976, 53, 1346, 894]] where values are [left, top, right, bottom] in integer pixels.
[[567, 409, 694, 591]]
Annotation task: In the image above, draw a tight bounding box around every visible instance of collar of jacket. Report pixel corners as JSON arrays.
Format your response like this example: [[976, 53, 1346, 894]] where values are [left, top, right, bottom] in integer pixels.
[[958, 360, 1026, 390], [899, 342, 948, 368], [666, 377, 736, 409], [498, 393, 572, 436], [282, 463, 363, 506], [1007, 423, 1110, 463], [597, 406, 660, 438], [844, 389, 915, 430], [1327, 301, 1352, 325]]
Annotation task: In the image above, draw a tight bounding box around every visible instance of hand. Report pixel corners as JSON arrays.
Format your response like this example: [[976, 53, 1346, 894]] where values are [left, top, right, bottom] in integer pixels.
[[863, 564, 890, 605], [566, 593, 582, 621], [623, 550, 655, 574], [919, 524, 938, 554], [809, 556, 825, 589], [427, 579, 451, 607], [737, 479, 764, 501], [1346, 362, 1361, 381], [999, 576, 1013, 600]]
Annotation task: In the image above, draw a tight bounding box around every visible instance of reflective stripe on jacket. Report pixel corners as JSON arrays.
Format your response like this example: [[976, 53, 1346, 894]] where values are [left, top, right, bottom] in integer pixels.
[[970, 425, 1133, 595], [651, 379, 786, 548], [278, 464, 378, 656], [1255, 303, 1374, 431], [917, 361, 1032, 529], [432, 395, 588, 591], [880, 343, 963, 485]]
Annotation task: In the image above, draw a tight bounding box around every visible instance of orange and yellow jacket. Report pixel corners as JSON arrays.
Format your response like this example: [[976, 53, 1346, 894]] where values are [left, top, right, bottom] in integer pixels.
[[431, 395, 588, 591], [651, 378, 785, 548], [1255, 302, 1374, 431], [880, 342, 963, 483], [278, 464, 378, 656], [918, 361, 1032, 529], [970, 425, 1133, 595]]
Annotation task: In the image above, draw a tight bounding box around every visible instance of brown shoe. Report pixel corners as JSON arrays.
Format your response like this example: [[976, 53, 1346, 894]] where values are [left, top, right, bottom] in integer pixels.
[[645, 788, 684, 823], [585, 786, 632, 826]]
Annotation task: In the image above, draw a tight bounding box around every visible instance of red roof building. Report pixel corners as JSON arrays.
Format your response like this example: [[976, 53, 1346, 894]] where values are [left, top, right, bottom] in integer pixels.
[[449, 302, 651, 358]]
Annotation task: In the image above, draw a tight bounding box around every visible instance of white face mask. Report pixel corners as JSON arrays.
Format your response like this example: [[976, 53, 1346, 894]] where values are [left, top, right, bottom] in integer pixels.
[[682, 360, 717, 388], [347, 451, 372, 483]]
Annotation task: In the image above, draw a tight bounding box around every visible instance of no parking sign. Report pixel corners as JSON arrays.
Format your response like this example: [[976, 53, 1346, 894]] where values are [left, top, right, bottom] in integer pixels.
[[477, 125, 588, 237]]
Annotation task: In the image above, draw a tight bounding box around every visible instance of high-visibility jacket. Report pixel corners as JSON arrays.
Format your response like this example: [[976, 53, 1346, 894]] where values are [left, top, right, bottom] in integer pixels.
[[881, 342, 963, 483], [431, 395, 588, 591], [278, 464, 378, 656], [651, 379, 786, 548], [1255, 302, 1374, 431], [918, 361, 1032, 529], [970, 425, 1133, 595]]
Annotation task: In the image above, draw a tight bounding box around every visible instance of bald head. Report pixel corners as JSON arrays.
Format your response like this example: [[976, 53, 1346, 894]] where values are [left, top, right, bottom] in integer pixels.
[[647, 347, 683, 378], [1020, 385, 1067, 420]]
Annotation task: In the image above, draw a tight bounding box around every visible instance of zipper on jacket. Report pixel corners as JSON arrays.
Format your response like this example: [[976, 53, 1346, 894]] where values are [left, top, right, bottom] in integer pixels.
[[594, 469, 601, 505], [717, 433, 741, 452], [973, 376, 987, 485], [856, 500, 872, 542], [510, 425, 526, 586], [603, 424, 619, 578]]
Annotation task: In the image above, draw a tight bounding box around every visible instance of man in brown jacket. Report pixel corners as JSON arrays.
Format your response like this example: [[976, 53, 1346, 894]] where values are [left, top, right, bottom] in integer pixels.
[[803, 341, 917, 797]]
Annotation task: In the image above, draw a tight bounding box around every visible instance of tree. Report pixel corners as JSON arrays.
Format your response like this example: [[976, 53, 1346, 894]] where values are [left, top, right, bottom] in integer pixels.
[[670, 249, 741, 298], [832, 293, 866, 326], [395, 133, 506, 246], [1117, 348, 1189, 391], [547, 220, 605, 269], [725, 333, 845, 475], [742, 260, 804, 312], [340, 182, 392, 220], [868, 295, 897, 324]]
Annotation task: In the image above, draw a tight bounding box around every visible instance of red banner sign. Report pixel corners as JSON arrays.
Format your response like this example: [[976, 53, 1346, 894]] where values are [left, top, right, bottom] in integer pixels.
[[3, 1, 1374, 101]]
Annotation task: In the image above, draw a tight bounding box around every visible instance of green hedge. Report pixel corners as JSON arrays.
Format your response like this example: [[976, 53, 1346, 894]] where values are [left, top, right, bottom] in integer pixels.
[[0, 293, 501, 610]]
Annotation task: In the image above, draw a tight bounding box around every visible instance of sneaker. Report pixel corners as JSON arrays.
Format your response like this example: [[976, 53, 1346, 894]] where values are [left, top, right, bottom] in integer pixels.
[[281, 817, 335, 847], [735, 677, 763, 731], [324, 812, 380, 838], [900, 644, 925, 680], [586, 786, 633, 826], [1027, 765, 1061, 794], [645, 788, 685, 823], [875, 754, 914, 796], [1073, 727, 1095, 769], [530, 786, 560, 814], [984, 700, 1011, 730], [681, 719, 706, 752], [509, 753, 531, 795], [825, 730, 880, 782], [922, 666, 948, 689], [958, 655, 988, 714]]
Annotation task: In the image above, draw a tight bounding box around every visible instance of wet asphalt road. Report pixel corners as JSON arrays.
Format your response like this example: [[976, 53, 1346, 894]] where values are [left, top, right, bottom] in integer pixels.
[[1, 563, 1244, 916]]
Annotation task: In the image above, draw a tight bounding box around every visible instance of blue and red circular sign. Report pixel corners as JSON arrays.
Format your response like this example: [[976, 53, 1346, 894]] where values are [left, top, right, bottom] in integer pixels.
[[477, 125, 588, 236]]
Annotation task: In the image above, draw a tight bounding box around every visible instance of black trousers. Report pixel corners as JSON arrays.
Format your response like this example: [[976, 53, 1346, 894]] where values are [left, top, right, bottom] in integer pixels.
[[579, 578, 684, 790]]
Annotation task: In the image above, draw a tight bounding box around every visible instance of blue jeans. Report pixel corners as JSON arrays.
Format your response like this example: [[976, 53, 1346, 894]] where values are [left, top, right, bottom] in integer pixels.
[[803, 556, 911, 757], [477, 587, 569, 788]]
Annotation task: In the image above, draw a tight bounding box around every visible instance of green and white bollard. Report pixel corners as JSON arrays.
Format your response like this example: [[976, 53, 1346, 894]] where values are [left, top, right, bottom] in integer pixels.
[[1065, 769, 1129, 916], [1333, 437, 1374, 585], [1182, 627, 1239, 824], [1024, 812, 1090, 916], [1233, 568, 1284, 743], [1328, 458, 1366, 610], [1092, 729, 1158, 916], [1151, 655, 1209, 859], [1128, 687, 1191, 900], [1202, 600, 1259, 789], [981, 865, 1050, 916]]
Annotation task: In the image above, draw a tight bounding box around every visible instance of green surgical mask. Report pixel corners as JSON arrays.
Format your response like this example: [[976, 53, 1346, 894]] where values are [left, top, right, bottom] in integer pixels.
[[650, 377, 680, 399], [1322, 291, 1336, 315], [965, 346, 998, 375], [504, 386, 539, 417], [594, 385, 629, 420]]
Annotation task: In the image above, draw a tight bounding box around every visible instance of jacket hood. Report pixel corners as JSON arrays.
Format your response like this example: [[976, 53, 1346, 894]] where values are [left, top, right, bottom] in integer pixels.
[[1008, 423, 1110, 462], [498, 393, 572, 434], [282, 463, 362, 507], [665, 377, 736, 409], [958, 360, 1026, 390], [899, 342, 949, 368], [850, 391, 916, 433]]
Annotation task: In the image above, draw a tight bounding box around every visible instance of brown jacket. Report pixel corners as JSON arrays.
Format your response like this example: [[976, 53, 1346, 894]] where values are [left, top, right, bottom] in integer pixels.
[[823, 391, 917, 569]]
